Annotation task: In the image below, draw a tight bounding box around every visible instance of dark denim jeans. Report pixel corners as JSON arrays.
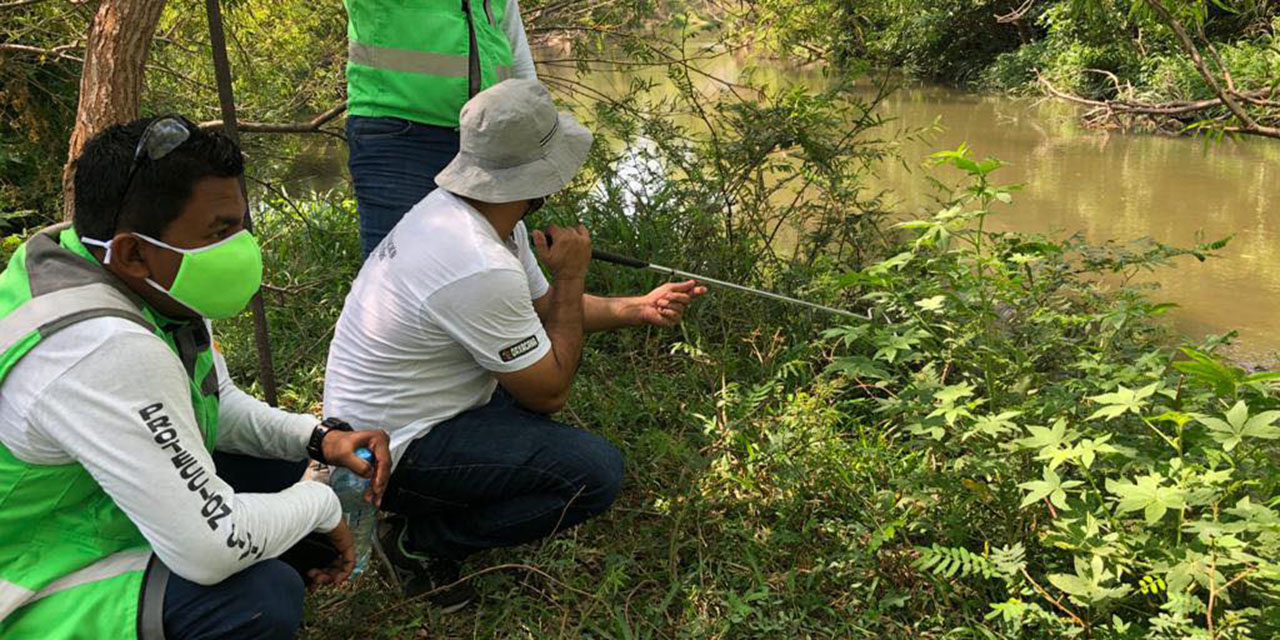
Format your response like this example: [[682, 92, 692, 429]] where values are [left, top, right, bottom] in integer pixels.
[[161, 560, 303, 640], [157, 454, 313, 640], [382, 389, 625, 562], [346, 115, 461, 259]]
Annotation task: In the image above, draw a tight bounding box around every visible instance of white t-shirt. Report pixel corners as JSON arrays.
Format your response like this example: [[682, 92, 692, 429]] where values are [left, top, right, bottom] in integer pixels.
[[324, 189, 552, 465], [0, 317, 341, 586]]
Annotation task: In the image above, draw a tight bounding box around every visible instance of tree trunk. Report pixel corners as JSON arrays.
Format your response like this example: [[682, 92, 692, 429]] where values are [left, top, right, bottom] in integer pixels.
[[60, 0, 168, 220]]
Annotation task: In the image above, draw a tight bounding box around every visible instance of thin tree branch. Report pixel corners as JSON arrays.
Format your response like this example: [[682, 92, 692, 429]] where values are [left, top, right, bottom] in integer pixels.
[[1021, 567, 1087, 628], [198, 102, 347, 134], [0, 42, 83, 63], [0, 0, 52, 11], [995, 0, 1035, 24]]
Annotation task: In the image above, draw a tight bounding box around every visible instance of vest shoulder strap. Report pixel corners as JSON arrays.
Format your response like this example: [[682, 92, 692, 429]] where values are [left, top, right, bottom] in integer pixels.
[[0, 281, 151, 357], [1, 225, 152, 361]]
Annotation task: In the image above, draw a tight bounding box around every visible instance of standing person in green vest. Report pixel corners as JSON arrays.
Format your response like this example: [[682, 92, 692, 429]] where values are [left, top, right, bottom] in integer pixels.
[[345, 0, 538, 259], [0, 115, 392, 639]]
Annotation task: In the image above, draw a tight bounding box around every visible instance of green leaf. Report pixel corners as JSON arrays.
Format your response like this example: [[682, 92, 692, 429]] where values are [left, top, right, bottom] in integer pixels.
[[1087, 383, 1158, 421], [975, 158, 1003, 176], [826, 356, 889, 381], [914, 295, 946, 312], [967, 410, 1021, 440], [1198, 402, 1280, 451], [1047, 572, 1094, 598], [1173, 347, 1241, 396], [1014, 419, 1074, 451], [1073, 436, 1118, 470], [865, 251, 915, 275], [1242, 371, 1280, 384], [1106, 473, 1186, 524], [1018, 467, 1081, 511]]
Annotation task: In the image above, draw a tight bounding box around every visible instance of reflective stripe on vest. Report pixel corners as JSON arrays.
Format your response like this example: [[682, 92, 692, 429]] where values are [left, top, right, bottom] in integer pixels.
[[0, 550, 150, 620], [348, 41, 514, 80], [349, 41, 467, 77], [0, 282, 146, 355]]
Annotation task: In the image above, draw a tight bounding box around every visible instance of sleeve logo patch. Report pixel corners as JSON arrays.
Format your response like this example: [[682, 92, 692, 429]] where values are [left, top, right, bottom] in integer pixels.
[[499, 336, 540, 362]]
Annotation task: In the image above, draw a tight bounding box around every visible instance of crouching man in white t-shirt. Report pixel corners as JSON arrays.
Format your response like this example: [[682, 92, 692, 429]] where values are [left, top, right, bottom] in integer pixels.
[[323, 79, 706, 611]]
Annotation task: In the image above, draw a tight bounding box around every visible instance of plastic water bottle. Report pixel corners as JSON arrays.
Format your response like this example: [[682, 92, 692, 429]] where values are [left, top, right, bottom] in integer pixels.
[[330, 447, 376, 576]]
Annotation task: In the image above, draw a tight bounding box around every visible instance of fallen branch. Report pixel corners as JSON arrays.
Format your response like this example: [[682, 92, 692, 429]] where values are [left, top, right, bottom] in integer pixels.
[[198, 101, 347, 134], [1036, 71, 1277, 133]]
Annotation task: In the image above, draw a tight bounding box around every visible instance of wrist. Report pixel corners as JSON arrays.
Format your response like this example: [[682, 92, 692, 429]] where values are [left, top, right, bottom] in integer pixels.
[[552, 271, 588, 285], [621, 297, 647, 326], [307, 417, 352, 464]]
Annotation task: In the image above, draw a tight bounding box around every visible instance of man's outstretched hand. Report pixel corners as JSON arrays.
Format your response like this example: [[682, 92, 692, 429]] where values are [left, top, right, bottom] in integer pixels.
[[321, 428, 393, 506], [634, 280, 707, 327]]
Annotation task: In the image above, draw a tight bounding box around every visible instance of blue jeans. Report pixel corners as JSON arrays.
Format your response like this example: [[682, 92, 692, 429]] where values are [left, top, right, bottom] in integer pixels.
[[160, 560, 304, 640], [346, 116, 460, 259], [151, 454, 314, 639], [383, 389, 625, 561]]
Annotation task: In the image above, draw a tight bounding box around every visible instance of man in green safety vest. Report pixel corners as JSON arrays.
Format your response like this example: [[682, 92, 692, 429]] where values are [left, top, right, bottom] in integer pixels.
[[0, 116, 391, 639], [344, 0, 538, 259]]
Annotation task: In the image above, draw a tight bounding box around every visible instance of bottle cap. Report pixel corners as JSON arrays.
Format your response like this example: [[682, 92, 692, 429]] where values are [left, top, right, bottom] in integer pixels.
[[356, 447, 374, 462]]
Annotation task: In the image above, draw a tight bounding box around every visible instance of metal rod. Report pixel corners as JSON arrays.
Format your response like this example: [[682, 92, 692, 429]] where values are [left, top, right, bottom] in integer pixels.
[[206, 0, 280, 405], [543, 239, 863, 319], [643, 262, 864, 319]]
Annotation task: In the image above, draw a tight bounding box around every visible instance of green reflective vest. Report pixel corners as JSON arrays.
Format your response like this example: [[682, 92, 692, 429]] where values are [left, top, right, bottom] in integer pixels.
[[345, 0, 516, 127], [0, 225, 221, 639]]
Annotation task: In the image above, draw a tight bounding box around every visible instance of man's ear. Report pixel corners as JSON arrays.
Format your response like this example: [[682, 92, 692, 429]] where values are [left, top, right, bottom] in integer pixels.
[[107, 234, 152, 281]]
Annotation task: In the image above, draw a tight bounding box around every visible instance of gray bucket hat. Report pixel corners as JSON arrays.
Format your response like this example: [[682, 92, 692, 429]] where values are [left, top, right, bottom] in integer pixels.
[[435, 79, 594, 202]]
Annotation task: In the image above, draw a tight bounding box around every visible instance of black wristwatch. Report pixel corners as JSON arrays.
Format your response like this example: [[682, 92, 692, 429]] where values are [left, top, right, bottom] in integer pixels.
[[307, 417, 353, 464]]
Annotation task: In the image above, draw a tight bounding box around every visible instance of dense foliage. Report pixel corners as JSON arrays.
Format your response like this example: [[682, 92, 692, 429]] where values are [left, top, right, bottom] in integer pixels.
[[743, 0, 1280, 135]]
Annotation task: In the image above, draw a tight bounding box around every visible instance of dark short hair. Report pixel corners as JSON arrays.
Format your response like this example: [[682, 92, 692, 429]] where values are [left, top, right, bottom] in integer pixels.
[[72, 116, 244, 240]]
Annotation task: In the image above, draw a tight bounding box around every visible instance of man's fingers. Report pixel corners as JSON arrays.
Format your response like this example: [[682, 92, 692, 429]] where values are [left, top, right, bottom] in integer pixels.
[[369, 434, 392, 506], [532, 230, 549, 256], [663, 293, 693, 305]]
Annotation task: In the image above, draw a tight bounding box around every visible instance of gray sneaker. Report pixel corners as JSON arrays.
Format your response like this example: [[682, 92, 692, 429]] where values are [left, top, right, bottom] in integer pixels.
[[372, 516, 476, 613]]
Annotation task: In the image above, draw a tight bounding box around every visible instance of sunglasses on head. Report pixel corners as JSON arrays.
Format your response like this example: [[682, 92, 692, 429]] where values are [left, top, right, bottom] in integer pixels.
[[106, 116, 192, 237]]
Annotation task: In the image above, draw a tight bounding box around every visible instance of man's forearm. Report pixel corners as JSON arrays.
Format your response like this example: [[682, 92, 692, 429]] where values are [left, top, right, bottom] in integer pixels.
[[584, 294, 642, 332], [544, 276, 587, 380]]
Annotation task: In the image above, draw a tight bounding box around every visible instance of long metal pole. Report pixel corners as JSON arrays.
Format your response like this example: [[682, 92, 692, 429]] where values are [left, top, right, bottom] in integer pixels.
[[643, 261, 863, 319], [205, 0, 280, 405], [589, 248, 864, 320]]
